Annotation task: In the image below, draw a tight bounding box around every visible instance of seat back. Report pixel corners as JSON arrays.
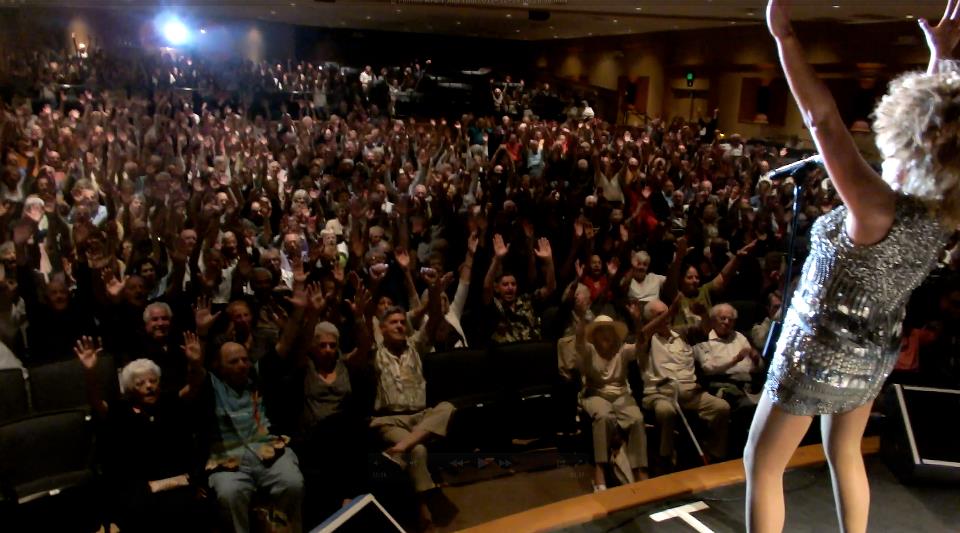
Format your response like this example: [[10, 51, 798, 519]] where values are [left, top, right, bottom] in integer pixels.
[[28, 355, 117, 413], [0, 369, 29, 423], [0, 408, 95, 501], [492, 341, 578, 438], [422, 348, 498, 407]]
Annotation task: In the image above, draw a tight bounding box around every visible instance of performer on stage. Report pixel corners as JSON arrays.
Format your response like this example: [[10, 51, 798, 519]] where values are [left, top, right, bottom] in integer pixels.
[[746, 2, 960, 532]]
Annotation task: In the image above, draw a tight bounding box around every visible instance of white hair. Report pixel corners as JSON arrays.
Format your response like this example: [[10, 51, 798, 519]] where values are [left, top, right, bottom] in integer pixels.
[[632, 250, 651, 264], [709, 303, 737, 321], [142, 301, 172, 323], [119, 358, 161, 395]]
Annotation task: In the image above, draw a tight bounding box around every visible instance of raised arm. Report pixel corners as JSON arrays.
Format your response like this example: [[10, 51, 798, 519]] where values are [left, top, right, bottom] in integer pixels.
[[919, 1, 960, 74], [710, 239, 756, 294], [483, 233, 509, 305], [179, 331, 207, 400], [75, 336, 108, 416], [767, 0, 894, 244], [533, 237, 556, 300]]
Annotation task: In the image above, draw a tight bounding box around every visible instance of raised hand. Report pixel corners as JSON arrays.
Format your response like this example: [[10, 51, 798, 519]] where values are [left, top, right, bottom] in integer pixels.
[[573, 219, 584, 239], [394, 247, 411, 270], [307, 282, 329, 313], [920, 0, 960, 63], [493, 233, 509, 258], [737, 239, 758, 257], [467, 231, 479, 255], [181, 331, 203, 365], [347, 282, 371, 320], [619, 223, 630, 243], [74, 335, 102, 370], [766, 0, 794, 40], [626, 300, 643, 324], [606, 257, 620, 277], [102, 270, 125, 299], [675, 235, 689, 261], [194, 296, 220, 333], [575, 259, 584, 279], [534, 237, 553, 260], [285, 285, 309, 310]]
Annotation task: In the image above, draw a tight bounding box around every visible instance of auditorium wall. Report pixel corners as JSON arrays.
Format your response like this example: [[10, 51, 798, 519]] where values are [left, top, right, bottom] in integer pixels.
[[535, 21, 929, 148]]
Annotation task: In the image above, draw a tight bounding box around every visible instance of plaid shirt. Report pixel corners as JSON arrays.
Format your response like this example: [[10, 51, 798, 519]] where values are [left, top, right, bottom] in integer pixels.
[[491, 294, 541, 344]]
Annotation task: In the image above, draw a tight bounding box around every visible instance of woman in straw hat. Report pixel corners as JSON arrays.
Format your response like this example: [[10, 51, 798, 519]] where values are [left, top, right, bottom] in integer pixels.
[[560, 308, 649, 492]]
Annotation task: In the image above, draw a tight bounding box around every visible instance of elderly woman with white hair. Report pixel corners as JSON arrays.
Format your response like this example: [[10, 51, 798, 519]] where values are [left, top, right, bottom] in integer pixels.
[[75, 333, 206, 532], [560, 306, 650, 493], [746, 3, 960, 531]]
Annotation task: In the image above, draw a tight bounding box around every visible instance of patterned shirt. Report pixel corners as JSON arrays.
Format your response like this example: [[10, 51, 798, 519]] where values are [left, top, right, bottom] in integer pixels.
[[373, 329, 431, 414], [491, 294, 541, 344]]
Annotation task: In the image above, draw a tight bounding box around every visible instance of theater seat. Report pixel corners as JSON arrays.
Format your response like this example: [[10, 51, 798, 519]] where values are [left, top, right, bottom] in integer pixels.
[[493, 341, 578, 440], [27, 355, 118, 413], [0, 408, 99, 531], [422, 348, 506, 450], [0, 369, 29, 423]]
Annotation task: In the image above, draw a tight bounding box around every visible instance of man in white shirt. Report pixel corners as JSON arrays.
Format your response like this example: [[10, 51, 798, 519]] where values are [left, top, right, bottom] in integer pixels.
[[694, 304, 762, 382], [638, 299, 730, 469]]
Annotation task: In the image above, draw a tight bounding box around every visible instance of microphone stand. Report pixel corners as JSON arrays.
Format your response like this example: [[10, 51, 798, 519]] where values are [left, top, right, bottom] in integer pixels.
[[762, 163, 815, 365]]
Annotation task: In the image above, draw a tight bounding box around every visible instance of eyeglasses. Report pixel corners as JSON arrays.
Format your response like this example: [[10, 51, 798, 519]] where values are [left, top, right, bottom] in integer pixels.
[[314, 342, 337, 349]]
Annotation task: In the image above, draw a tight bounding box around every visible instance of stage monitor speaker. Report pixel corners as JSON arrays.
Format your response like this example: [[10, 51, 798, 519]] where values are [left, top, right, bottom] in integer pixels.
[[528, 9, 550, 22], [881, 384, 960, 484], [311, 494, 406, 532]]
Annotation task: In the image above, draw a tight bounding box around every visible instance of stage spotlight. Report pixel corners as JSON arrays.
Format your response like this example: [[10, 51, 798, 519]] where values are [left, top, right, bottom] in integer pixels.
[[162, 18, 190, 46]]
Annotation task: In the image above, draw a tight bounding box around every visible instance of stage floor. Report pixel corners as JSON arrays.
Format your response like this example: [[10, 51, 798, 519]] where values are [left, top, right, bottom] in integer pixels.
[[557, 457, 958, 533]]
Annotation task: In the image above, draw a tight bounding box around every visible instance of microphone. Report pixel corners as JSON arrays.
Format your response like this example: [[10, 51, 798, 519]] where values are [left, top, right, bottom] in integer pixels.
[[769, 154, 823, 178]]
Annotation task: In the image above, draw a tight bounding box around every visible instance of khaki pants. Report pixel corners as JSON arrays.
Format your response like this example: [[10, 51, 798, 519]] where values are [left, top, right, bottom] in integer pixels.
[[370, 402, 455, 493], [582, 394, 647, 469], [642, 387, 730, 461]]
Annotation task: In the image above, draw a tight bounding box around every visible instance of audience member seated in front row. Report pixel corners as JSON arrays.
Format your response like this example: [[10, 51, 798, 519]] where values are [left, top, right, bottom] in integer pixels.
[[279, 283, 368, 521], [639, 298, 731, 470], [365, 274, 457, 530], [693, 303, 764, 408], [76, 334, 205, 533], [559, 308, 650, 493], [201, 341, 304, 533]]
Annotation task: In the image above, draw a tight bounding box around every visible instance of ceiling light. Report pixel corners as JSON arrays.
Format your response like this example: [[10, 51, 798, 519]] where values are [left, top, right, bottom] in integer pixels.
[[905, 14, 914, 19], [395, 8, 402, 13], [199, 27, 207, 34], [747, 11, 755, 16], [613, 19, 618, 23], [587, 32, 593, 36], [365, 15, 371, 20], [635, 7, 642, 11], [515, 29, 520, 33], [729, 21, 737, 25], [270, 10, 276, 15], [554, 35, 559, 38], [832, 4, 839, 8], [456, 21, 461, 25], [289, 2, 295, 6], [506, 13, 512, 18]]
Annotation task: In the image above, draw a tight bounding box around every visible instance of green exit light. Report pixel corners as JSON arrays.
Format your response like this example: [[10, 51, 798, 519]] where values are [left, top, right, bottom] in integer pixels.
[[686, 72, 694, 81]]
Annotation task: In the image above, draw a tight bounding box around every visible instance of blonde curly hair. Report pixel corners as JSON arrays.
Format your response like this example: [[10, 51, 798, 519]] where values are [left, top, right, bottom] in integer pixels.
[[873, 60, 960, 226]]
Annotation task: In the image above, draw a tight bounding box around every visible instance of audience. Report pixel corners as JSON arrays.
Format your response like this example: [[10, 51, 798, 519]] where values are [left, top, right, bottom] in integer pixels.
[[1, 34, 957, 532]]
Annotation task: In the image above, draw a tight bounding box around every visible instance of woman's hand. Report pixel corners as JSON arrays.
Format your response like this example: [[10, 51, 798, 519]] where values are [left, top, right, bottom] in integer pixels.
[[766, 0, 795, 40], [920, 0, 960, 67], [74, 336, 102, 370]]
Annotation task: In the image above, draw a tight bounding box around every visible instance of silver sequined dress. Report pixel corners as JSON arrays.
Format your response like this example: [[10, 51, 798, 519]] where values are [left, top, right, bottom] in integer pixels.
[[766, 194, 948, 415]]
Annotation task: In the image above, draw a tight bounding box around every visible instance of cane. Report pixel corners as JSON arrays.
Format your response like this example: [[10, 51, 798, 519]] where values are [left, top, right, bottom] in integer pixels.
[[658, 377, 709, 466]]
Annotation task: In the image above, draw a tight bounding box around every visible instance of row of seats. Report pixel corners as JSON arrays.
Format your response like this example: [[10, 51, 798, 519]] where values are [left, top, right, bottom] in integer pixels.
[[0, 357, 119, 423], [421, 341, 579, 452]]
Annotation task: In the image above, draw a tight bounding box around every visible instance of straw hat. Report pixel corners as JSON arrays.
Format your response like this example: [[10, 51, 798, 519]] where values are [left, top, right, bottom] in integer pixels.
[[585, 315, 628, 344]]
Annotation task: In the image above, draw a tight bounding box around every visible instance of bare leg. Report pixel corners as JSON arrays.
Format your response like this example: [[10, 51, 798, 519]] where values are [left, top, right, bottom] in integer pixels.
[[743, 392, 813, 533], [821, 402, 873, 533]]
